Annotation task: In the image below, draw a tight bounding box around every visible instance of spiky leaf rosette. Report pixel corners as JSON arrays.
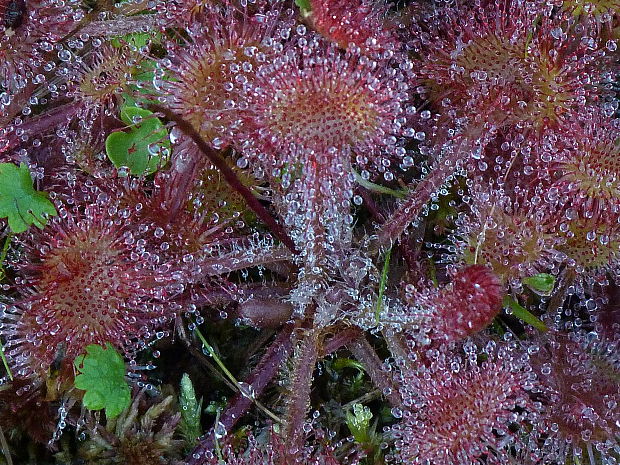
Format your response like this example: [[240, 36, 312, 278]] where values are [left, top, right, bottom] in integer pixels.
[[193, 427, 363, 465], [0, 0, 82, 92], [451, 188, 561, 286], [159, 0, 292, 149], [307, 0, 401, 54], [2, 198, 178, 381], [390, 342, 538, 465], [542, 113, 620, 224], [78, 388, 184, 465], [526, 331, 620, 465], [410, 0, 615, 150]]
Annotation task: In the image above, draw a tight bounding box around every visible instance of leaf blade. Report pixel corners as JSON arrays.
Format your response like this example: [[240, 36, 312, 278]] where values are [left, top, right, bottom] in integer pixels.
[[0, 163, 57, 233], [74, 343, 131, 419]]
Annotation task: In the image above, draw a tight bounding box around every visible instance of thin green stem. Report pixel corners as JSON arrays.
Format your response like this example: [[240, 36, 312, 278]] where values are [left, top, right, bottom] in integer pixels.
[[213, 409, 223, 461], [375, 248, 392, 323], [0, 234, 13, 381], [0, 233, 13, 277], [0, 341, 13, 382], [193, 324, 281, 423], [354, 171, 407, 199]]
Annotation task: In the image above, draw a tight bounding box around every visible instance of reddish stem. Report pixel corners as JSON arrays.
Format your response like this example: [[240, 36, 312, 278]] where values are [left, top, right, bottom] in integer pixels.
[[3, 102, 81, 152], [186, 325, 295, 464], [155, 153, 207, 222], [80, 15, 161, 37], [347, 335, 402, 407], [282, 329, 320, 457], [377, 158, 457, 247], [357, 187, 386, 223], [321, 326, 364, 356], [148, 104, 298, 255]]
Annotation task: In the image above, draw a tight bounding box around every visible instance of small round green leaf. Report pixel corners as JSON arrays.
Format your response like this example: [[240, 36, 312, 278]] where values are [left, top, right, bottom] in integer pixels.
[[105, 106, 170, 176]]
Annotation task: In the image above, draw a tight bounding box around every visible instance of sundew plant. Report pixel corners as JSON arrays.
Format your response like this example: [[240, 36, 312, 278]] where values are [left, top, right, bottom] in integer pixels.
[[0, 0, 618, 464]]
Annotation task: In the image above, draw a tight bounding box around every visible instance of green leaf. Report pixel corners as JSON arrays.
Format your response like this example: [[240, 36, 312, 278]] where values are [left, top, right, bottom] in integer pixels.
[[179, 373, 203, 445], [346, 404, 373, 444], [522, 273, 555, 296], [375, 247, 392, 323], [502, 295, 548, 332], [74, 343, 131, 419], [0, 163, 57, 233], [295, 0, 311, 13], [105, 106, 170, 176], [111, 32, 153, 49], [354, 171, 407, 199], [331, 358, 366, 374]]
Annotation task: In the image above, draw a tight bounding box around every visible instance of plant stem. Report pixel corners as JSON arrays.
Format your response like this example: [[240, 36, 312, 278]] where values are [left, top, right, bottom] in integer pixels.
[[148, 104, 298, 254], [282, 329, 320, 456], [193, 324, 281, 424], [321, 327, 364, 356], [377, 157, 456, 247], [187, 325, 294, 464], [375, 248, 392, 323], [348, 336, 402, 407]]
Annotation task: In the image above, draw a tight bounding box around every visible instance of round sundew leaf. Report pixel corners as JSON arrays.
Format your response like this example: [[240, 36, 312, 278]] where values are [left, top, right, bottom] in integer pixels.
[[105, 106, 170, 176], [0, 163, 57, 233]]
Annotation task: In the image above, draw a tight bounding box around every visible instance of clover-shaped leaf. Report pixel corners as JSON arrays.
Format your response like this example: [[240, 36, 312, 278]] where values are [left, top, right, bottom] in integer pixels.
[[0, 163, 57, 233], [74, 343, 131, 419], [105, 106, 170, 176]]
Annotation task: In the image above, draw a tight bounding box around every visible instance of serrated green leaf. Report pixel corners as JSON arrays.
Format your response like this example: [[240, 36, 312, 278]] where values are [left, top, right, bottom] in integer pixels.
[[74, 343, 131, 419], [0, 163, 57, 233], [522, 273, 555, 296], [502, 295, 548, 332], [105, 106, 170, 176], [179, 373, 203, 445]]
